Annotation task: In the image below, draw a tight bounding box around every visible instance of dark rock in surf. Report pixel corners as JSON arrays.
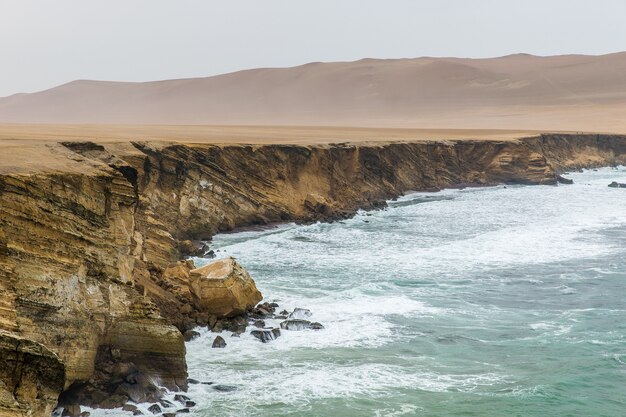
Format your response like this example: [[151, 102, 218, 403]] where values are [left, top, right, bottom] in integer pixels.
[[183, 330, 200, 342], [212, 385, 238, 392], [174, 394, 190, 403], [557, 175, 573, 184], [147, 404, 161, 414], [288, 308, 312, 319], [62, 405, 81, 417], [309, 322, 324, 330], [212, 335, 227, 348], [250, 329, 280, 343], [608, 181, 626, 188], [280, 319, 312, 331]]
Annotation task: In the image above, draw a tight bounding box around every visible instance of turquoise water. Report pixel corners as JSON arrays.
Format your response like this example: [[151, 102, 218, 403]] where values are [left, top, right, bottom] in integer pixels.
[[96, 167, 626, 417]]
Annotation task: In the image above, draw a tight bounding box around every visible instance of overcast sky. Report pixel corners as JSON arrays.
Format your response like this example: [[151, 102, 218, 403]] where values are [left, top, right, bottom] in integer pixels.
[[1, 0, 625, 97]]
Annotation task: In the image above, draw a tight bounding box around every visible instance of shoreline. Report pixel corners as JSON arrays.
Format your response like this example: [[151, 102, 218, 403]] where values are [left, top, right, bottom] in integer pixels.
[[2, 132, 626, 415]]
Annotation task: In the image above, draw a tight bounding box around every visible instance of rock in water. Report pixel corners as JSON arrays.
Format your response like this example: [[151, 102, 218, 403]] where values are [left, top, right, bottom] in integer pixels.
[[212, 385, 238, 392], [212, 335, 227, 348], [280, 319, 312, 330], [250, 329, 281, 343], [280, 319, 325, 331], [62, 405, 81, 417], [183, 330, 200, 341], [147, 404, 162, 414], [557, 175, 574, 184], [608, 181, 626, 188], [289, 308, 312, 319], [190, 257, 263, 317]]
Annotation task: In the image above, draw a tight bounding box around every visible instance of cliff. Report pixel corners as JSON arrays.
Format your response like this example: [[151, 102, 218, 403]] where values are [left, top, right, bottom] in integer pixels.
[[1, 133, 626, 415]]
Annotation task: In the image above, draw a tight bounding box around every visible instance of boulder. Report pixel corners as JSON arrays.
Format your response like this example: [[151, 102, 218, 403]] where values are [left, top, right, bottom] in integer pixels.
[[280, 319, 325, 331], [174, 394, 190, 404], [557, 175, 573, 184], [288, 308, 312, 320], [212, 385, 237, 392], [147, 404, 162, 414], [250, 329, 281, 343], [183, 330, 200, 342], [62, 405, 82, 417], [212, 336, 227, 348], [280, 319, 312, 331], [608, 181, 626, 188], [190, 257, 262, 317]]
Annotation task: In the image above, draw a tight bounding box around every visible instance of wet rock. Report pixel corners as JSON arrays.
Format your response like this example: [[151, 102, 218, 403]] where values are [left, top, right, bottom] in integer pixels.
[[190, 257, 263, 317], [183, 330, 201, 342], [280, 319, 325, 330], [250, 329, 280, 343], [252, 319, 266, 328], [280, 319, 312, 331], [163, 413, 176, 417], [185, 401, 196, 408], [557, 175, 574, 184], [62, 405, 81, 417], [98, 394, 128, 409], [289, 308, 312, 319], [231, 333, 240, 337], [113, 372, 164, 404], [159, 399, 175, 408], [174, 394, 191, 403], [122, 404, 139, 414], [250, 307, 271, 318], [187, 378, 200, 384], [195, 313, 210, 327], [212, 335, 227, 348], [147, 404, 162, 414], [177, 408, 190, 413], [257, 302, 277, 313], [212, 385, 238, 392], [608, 181, 626, 188], [79, 412, 92, 417]]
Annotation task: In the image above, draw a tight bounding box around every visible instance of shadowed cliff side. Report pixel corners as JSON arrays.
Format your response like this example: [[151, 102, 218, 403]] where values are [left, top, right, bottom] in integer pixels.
[[1, 133, 626, 415]]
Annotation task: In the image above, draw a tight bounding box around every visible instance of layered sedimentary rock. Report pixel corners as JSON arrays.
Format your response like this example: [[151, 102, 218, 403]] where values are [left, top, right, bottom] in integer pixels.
[[1, 133, 626, 415], [190, 257, 263, 317]]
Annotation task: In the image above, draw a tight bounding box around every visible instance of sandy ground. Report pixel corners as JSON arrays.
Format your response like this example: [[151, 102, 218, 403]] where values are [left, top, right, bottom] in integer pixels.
[[0, 124, 554, 174], [1, 53, 626, 132], [0, 124, 550, 145]]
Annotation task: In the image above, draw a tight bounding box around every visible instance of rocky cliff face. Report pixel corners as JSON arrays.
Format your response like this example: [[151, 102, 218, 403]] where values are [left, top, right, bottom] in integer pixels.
[[1, 133, 625, 415]]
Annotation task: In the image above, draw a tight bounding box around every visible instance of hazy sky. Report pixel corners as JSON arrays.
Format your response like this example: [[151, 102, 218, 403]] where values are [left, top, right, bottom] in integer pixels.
[[1, 0, 626, 97]]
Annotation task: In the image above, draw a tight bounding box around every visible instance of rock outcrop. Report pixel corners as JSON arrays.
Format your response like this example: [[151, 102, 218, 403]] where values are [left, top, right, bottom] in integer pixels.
[[190, 257, 262, 318], [1, 133, 626, 416]]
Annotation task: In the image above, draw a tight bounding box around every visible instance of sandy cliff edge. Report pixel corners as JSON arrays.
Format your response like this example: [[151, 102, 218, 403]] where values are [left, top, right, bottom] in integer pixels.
[[1, 131, 626, 416]]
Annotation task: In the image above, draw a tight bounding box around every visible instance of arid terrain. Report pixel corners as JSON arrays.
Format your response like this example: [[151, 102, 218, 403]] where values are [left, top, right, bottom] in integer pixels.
[[2, 52, 626, 417], [2, 52, 626, 132]]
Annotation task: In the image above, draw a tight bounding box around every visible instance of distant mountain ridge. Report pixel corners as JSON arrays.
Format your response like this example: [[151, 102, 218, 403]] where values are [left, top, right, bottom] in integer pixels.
[[1, 52, 626, 131]]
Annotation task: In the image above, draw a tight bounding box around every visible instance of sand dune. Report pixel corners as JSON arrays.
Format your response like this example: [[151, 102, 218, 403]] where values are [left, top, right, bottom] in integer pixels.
[[1, 53, 626, 131]]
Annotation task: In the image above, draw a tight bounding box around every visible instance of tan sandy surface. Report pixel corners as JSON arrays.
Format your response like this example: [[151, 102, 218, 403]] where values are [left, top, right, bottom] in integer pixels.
[[1, 53, 626, 132], [0, 124, 552, 174]]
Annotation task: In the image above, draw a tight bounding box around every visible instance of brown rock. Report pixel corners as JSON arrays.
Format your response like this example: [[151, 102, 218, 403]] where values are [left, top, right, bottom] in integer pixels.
[[189, 257, 262, 317], [62, 404, 81, 417], [212, 336, 227, 348]]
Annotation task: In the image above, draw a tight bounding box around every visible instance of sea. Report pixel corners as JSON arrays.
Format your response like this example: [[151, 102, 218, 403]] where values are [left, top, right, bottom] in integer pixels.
[[92, 167, 626, 417]]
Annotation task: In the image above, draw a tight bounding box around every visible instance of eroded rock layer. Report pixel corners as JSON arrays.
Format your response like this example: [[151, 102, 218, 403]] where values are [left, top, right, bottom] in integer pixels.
[[1, 133, 625, 415]]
